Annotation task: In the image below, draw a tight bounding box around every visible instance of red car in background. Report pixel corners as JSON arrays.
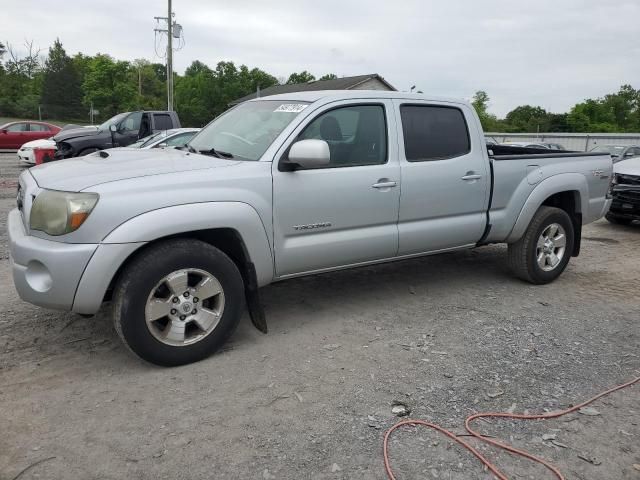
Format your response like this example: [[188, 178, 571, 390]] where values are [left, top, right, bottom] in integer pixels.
[[0, 121, 61, 149]]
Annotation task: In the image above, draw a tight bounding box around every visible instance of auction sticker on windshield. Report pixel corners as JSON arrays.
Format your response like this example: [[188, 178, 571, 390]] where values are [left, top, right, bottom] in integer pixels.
[[274, 104, 308, 113]]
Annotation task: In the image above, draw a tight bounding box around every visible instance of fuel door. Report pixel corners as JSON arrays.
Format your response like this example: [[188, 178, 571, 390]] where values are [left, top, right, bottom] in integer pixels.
[[527, 165, 543, 185]]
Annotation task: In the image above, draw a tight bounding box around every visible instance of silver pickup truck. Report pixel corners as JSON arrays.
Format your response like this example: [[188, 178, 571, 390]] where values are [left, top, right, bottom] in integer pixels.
[[8, 91, 613, 366]]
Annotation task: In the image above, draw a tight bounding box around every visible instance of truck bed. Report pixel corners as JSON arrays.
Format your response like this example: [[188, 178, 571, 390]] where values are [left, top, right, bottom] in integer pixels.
[[483, 146, 612, 244]]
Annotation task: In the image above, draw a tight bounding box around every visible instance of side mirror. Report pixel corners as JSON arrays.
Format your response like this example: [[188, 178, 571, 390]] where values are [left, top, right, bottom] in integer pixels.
[[109, 124, 118, 148], [156, 142, 168, 148], [0, 129, 7, 134], [284, 139, 330, 171], [624, 152, 634, 157]]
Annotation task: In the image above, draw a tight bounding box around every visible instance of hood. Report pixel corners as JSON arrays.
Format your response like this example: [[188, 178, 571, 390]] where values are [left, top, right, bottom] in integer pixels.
[[20, 138, 56, 149], [29, 148, 240, 191], [613, 157, 640, 176], [53, 126, 100, 142]]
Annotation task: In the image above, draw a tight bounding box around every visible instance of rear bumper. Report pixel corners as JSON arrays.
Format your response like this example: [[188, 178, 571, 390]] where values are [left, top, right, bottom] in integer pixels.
[[8, 208, 97, 310]]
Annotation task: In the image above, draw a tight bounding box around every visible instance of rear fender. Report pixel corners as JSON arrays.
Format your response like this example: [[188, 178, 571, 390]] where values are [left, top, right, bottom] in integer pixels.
[[506, 173, 587, 243]]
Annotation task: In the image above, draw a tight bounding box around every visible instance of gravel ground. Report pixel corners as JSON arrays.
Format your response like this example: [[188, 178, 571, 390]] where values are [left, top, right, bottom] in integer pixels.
[[0, 152, 638, 480]]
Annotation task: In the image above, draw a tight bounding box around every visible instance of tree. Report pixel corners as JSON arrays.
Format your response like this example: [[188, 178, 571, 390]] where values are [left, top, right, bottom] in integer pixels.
[[547, 113, 570, 132], [41, 39, 84, 120], [185, 60, 211, 77], [286, 71, 315, 84], [0, 40, 43, 117], [131, 59, 165, 110], [565, 85, 640, 133], [82, 54, 136, 118], [318, 73, 337, 81], [175, 60, 279, 126], [471, 91, 501, 131], [504, 105, 550, 132]]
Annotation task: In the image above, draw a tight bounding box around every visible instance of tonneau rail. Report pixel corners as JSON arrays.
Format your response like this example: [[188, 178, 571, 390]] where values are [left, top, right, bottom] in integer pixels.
[[490, 151, 610, 161]]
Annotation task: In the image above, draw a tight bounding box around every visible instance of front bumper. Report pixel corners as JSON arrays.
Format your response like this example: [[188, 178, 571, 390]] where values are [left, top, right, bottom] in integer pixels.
[[8, 208, 98, 310], [609, 185, 640, 220], [17, 149, 35, 164]]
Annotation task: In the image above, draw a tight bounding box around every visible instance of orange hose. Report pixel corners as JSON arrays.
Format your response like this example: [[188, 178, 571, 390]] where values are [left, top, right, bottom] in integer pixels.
[[383, 375, 640, 480]]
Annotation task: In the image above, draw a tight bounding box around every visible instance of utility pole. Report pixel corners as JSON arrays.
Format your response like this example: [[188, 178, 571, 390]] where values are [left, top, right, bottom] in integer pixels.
[[167, 0, 173, 110], [154, 1, 181, 112]]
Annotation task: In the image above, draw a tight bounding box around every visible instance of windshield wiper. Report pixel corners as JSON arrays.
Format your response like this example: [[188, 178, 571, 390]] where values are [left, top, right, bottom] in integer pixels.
[[197, 147, 234, 159]]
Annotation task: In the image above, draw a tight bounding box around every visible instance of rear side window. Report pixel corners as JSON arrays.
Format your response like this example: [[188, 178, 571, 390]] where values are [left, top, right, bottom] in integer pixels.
[[6, 123, 28, 132], [400, 105, 470, 161], [29, 123, 50, 132], [154, 113, 173, 130]]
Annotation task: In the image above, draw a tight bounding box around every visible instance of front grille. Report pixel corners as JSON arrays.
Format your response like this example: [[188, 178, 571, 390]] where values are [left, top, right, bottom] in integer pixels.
[[617, 174, 640, 187], [615, 191, 640, 205]]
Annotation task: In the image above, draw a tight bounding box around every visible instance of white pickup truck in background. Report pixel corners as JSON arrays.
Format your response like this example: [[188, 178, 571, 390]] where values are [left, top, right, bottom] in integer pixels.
[[8, 91, 613, 365]]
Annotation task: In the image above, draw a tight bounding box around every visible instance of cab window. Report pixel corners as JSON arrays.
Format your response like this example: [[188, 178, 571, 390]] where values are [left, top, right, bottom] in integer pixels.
[[120, 112, 143, 132], [297, 104, 387, 167]]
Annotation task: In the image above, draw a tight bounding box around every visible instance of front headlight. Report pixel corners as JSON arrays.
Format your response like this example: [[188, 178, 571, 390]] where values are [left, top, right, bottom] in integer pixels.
[[30, 190, 99, 236]]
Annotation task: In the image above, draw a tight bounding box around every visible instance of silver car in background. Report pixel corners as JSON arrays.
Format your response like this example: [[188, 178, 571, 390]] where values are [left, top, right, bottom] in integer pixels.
[[590, 144, 640, 163], [128, 128, 200, 150]]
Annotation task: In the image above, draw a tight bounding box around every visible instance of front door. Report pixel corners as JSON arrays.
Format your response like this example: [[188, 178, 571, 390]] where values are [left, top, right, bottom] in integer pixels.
[[1, 122, 30, 149], [272, 101, 400, 277], [393, 101, 490, 255], [116, 112, 143, 146]]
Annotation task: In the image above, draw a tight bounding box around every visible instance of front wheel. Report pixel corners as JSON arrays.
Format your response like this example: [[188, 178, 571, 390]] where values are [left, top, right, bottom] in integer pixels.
[[507, 206, 574, 284], [113, 239, 245, 366]]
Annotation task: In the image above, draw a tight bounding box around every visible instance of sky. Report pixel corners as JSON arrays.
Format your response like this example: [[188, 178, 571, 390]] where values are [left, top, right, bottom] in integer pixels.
[[3, 0, 639, 117]]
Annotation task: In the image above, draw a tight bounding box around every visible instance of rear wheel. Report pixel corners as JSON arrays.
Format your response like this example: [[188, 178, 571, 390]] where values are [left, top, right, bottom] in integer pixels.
[[113, 239, 245, 366], [605, 213, 632, 225], [508, 206, 574, 284]]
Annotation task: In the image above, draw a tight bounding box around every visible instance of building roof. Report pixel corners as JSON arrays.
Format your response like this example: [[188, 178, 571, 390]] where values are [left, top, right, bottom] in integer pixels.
[[230, 74, 396, 105]]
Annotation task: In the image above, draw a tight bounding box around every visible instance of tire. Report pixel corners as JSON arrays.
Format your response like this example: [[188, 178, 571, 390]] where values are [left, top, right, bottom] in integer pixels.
[[79, 148, 98, 156], [605, 213, 632, 225], [113, 239, 245, 366], [507, 206, 574, 284]]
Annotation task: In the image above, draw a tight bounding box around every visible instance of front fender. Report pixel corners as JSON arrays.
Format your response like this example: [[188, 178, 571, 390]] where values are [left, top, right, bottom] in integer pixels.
[[73, 202, 274, 314], [506, 173, 587, 243], [102, 201, 274, 286]]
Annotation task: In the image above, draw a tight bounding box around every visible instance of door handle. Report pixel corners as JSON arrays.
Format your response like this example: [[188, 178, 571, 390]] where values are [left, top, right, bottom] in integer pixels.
[[371, 181, 397, 189], [461, 174, 482, 181]]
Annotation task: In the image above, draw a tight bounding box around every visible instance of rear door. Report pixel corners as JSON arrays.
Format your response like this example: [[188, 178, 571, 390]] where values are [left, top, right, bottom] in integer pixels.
[[27, 123, 53, 142], [272, 100, 401, 276], [393, 101, 490, 255]]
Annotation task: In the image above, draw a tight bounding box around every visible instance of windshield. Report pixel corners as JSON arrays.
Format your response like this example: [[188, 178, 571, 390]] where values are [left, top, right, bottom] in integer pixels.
[[591, 145, 625, 156], [99, 113, 129, 131], [189, 100, 309, 160], [130, 131, 167, 148]]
